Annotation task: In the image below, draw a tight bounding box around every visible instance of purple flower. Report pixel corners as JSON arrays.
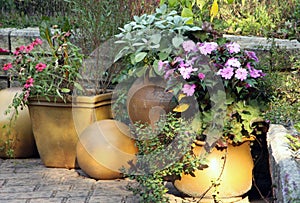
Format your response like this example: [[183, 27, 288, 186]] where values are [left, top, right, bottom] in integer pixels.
[[164, 69, 175, 80], [225, 57, 241, 68], [247, 63, 265, 78], [182, 40, 197, 52], [226, 42, 240, 54], [198, 42, 218, 55], [182, 84, 196, 96], [178, 65, 198, 79], [198, 72, 205, 80], [217, 67, 234, 79], [158, 60, 169, 71], [235, 68, 248, 81], [245, 51, 259, 62]]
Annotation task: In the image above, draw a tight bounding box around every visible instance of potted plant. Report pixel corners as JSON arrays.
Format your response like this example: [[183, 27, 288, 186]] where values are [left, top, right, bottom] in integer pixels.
[[113, 4, 203, 125], [2, 22, 114, 168], [121, 36, 268, 202]]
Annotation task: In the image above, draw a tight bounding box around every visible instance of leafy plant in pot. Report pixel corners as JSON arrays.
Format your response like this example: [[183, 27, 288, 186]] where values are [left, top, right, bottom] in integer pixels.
[[121, 38, 269, 201], [2, 22, 114, 168], [112, 4, 202, 125]]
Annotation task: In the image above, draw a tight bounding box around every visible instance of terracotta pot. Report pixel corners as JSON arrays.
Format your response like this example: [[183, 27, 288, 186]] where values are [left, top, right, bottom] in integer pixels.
[[28, 93, 113, 168], [127, 74, 176, 126], [0, 87, 37, 158], [76, 119, 137, 180], [173, 141, 254, 202]]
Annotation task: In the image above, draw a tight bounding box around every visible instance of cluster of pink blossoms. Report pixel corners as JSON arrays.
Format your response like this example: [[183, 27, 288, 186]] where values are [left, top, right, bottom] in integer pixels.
[[2, 38, 47, 101], [3, 38, 47, 89], [158, 40, 265, 97]]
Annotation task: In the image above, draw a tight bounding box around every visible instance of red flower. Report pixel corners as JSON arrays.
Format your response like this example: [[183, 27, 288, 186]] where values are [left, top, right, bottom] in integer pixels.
[[3, 63, 12, 71], [35, 63, 47, 72], [24, 77, 34, 89]]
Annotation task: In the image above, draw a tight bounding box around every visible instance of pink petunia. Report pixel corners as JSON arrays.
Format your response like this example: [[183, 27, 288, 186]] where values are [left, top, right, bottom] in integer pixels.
[[225, 57, 241, 68], [24, 77, 34, 89], [198, 72, 205, 80], [182, 84, 196, 96], [226, 42, 240, 54], [35, 62, 47, 72], [198, 42, 218, 55], [3, 63, 12, 71], [235, 68, 248, 81], [217, 67, 234, 79], [182, 40, 197, 52]]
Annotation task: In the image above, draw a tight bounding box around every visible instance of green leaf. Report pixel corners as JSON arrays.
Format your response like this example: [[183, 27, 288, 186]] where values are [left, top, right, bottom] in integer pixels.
[[74, 82, 83, 91], [134, 52, 147, 63], [172, 36, 184, 48], [181, 8, 194, 24], [61, 88, 71, 93], [227, 0, 234, 3]]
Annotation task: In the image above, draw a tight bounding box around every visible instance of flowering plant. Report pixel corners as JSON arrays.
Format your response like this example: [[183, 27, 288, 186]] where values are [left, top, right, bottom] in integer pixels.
[[158, 39, 267, 146], [2, 24, 83, 116]]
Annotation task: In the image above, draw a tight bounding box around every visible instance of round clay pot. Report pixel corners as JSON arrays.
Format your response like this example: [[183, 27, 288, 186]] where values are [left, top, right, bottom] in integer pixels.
[[127, 75, 176, 126], [173, 141, 254, 202], [76, 119, 137, 180], [0, 87, 37, 158]]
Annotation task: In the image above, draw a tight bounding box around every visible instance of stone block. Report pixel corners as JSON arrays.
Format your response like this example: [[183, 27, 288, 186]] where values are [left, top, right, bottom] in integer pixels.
[[0, 28, 16, 52], [10, 27, 51, 52]]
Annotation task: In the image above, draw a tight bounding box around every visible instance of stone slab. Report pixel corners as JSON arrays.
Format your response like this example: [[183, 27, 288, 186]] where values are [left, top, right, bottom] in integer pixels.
[[267, 124, 300, 202]]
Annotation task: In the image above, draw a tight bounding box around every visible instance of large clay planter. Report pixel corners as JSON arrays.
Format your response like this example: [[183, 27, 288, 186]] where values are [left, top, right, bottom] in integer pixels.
[[76, 119, 137, 180], [173, 141, 254, 202], [127, 74, 176, 126], [0, 87, 37, 158], [28, 92, 113, 168]]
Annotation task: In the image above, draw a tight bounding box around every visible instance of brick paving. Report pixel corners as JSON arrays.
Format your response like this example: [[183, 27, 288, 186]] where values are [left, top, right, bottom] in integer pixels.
[[0, 159, 266, 203], [0, 159, 137, 203]]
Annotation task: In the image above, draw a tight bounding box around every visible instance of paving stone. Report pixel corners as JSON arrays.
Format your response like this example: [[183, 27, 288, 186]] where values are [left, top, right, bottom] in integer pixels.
[[0, 191, 51, 199], [29, 197, 65, 203]]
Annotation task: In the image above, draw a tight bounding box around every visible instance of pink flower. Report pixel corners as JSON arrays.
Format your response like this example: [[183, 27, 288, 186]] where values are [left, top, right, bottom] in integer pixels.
[[226, 42, 240, 54], [182, 40, 197, 52], [235, 68, 248, 81], [245, 51, 259, 62], [198, 72, 205, 80], [182, 84, 196, 96], [25, 44, 34, 53], [217, 67, 234, 79], [247, 63, 265, 78], [35, 62, 47, 72], [178, 65, 198, 79], [0, 48, 9, 53], [13, 45, 26, 55], [198, 42, 218, 55], [3, 63, 12, 71], [32, 38, 43, 46], [24, 77, 34, 89], [164, 69, 175, 80], [23, 90, 30, 102], [225, 57, 241, 68]]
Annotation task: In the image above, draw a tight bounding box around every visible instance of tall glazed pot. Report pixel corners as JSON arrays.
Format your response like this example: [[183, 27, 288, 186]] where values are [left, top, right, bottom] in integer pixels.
[[28, 92, 113, 169], [173, 140, 254, 202]]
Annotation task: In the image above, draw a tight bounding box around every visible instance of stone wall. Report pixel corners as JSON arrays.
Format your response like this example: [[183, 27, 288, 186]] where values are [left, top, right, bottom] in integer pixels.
[[267, 125, 300, 202], [1, 27, 300, 90]]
